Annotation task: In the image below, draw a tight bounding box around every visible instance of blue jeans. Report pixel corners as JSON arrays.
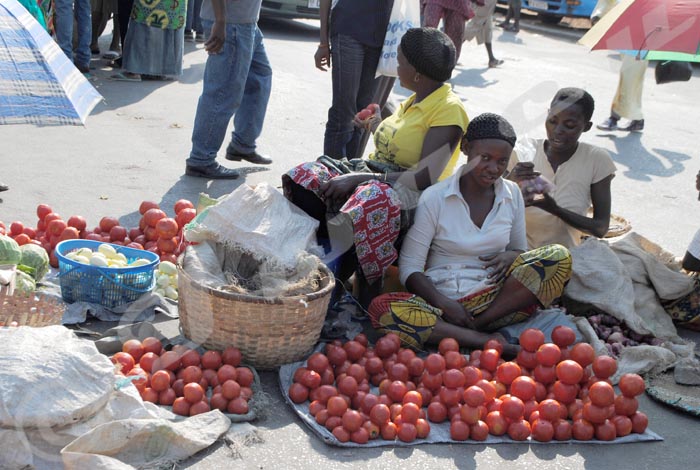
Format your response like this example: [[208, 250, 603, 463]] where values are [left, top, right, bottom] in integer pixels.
[[188, 21, 272, 167], [324, 34, 381, 159], [54, 0, 92, 68], [186, 0, 203, 34]]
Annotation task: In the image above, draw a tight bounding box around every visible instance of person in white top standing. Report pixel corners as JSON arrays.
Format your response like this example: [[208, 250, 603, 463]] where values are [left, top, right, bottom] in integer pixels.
[[368, 114, 572, 353]]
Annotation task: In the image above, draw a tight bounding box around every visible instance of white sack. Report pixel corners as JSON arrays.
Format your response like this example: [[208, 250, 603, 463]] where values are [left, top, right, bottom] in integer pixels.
[[61, 410, 231, 470], [0, 325, 115, 428], [184, 183, 321, 269]]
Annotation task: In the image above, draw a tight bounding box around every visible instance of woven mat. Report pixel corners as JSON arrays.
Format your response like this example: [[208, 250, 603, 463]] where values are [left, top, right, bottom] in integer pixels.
[[646, 372, 700, 417]]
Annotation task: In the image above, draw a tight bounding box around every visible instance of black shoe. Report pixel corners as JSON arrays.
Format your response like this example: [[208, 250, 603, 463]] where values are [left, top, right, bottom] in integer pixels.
[[91, 47, 100, 56], [225, 149, 272, 165], [0, 183, 8, 192], [620, 119, 644, 132], [597, 117, 619, 131], [75, 63, 90, 74], [185, 163, 240, 179]]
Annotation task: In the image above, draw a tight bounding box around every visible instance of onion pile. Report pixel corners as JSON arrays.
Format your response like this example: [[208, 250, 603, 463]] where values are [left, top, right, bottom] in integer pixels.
[[587, 314, 664, 357]]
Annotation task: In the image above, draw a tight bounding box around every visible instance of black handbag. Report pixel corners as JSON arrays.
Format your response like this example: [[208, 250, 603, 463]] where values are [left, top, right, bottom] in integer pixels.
[[655, 60, 693, 84]]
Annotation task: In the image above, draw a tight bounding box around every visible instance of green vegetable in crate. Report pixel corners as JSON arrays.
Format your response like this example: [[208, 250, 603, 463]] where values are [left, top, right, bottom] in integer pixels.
[[19, 244, 50, 281], [14, 270, 36, 294], [0, 235, 22, 265]]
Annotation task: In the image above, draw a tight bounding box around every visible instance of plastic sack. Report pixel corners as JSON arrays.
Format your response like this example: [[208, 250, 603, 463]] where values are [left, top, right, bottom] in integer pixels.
[[512, 136, 555, 196], [0, 325, 115, 428], [375, 0, 421, 77], [184, 183, 322, 270]]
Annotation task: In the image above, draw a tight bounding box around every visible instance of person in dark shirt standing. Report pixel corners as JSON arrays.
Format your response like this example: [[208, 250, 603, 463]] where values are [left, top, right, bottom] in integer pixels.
[[315, 0, 394, 160]]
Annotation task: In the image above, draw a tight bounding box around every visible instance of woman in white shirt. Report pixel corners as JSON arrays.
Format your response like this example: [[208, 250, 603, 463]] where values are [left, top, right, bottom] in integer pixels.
[[368, 114, 572, 352]]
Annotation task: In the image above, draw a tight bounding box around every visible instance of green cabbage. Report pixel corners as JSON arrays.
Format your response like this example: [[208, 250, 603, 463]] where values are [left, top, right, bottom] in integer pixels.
[[0, 235, 22, 266], [19, 244, 50, 281], [14, 270, 36, 294]]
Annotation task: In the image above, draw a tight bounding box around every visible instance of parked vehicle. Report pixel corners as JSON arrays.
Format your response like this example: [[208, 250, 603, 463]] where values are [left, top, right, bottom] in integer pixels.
[[523, 0, 597, 24], [261, 0, 321, 20]]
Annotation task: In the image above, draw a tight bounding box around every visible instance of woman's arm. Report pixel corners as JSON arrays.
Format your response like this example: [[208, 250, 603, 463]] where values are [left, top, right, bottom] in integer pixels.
[[532, 174, 614, 238]]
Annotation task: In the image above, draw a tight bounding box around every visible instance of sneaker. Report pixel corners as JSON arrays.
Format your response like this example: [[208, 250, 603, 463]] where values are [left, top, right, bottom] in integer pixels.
[[184, 30, 195, 42], [596, 117, 619, 131], [620, 119, 644, 132], [195, 33, 206, 43]]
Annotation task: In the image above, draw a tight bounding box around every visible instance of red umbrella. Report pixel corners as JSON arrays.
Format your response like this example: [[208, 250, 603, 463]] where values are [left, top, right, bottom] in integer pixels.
[[583, 0, 700, 56]]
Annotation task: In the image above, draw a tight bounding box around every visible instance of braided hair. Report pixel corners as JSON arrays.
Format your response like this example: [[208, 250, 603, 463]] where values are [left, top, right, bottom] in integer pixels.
[[465, 113, 517, 148], [400, 27, 456, 83]]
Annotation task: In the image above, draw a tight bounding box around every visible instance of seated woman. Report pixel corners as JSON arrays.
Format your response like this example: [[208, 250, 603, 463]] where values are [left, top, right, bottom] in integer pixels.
[[508, 88, 617, 249], [283, 27, 469, 308], [368, 114, 572, 352], [662, 169, 700, 331]]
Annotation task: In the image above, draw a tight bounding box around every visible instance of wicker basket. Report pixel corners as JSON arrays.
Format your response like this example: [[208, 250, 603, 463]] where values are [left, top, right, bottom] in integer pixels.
[[177, 263, 334, 369], [0, 288, 65, 327]]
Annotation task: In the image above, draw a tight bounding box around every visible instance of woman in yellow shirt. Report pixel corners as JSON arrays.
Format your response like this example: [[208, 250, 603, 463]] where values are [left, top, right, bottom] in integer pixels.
[[283, 28, 469, 308]]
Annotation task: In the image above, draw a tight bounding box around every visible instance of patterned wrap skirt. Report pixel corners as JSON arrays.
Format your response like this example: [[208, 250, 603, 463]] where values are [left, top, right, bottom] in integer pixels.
[[283, 157, 420, 284], [368, 244, 572, 350], [662, 275, 700, 331]]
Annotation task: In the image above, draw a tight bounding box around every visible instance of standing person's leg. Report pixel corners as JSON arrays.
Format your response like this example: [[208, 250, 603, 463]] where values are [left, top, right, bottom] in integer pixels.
[[109, 0, 121, 54], [90, 0, 105, 53], [345, 44, 381, 159], [603, 55, 646, 132], [185, 0, 194, 39], [443, 10, 467, 62], [498, 0, 513, 27], [73, 0, 92, 70], [483, 0, 502, 67], [323, 34, 370, 159], [511, 0, 521, 30], [53, 0, 75, 62], [225, 25, 273, 160], [188, 22, 254, 174], [115, 0, 133, 66], [193, 0, 204, 39], [421, 2, 443, 29]]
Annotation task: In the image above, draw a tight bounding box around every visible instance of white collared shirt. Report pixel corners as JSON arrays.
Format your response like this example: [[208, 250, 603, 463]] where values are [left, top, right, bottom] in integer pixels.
[[399, 164, 527, 299]]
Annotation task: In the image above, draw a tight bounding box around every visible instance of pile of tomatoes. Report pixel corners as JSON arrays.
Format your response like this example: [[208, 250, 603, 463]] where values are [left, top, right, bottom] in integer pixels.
[[111, 337, 255, 417], [287, 327, 648, 444], [0, 199, 197, 268]]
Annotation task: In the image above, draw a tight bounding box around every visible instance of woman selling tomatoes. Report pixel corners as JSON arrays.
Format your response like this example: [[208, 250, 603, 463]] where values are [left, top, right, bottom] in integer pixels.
[[283, 27, 469, 309], [368, 114, 572, 353]]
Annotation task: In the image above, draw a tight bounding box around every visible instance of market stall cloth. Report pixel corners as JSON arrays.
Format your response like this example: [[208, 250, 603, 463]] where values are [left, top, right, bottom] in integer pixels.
[[278, 353, 663, 447], [0, 0, 102, 125]]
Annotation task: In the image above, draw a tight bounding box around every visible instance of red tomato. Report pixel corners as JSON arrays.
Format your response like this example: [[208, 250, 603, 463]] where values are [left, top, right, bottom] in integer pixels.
[[619, 373, 645, 397], [222, 379, 242, 400], [552, 380, 579, 404], [551, 325, 577, 348], [402, 390, 423, 407], [531, 419, 555, 442], [350, 427, 370, 444], [387, 380, 408, 403], [511, 376, 537, 402], [470, 420, 489, 441], [443, 369, 466, 389], [450, 419, 470, 441], [516, 349, 538, 369], [388, 363, 409, 383], [407, 357, 424, 378], [421, 372, 443, 391], [227, 397, 249, 415], [180, 349, 200, 368], [343, 341, 366, 362], [459, 405, 480, 425], [333, 426, 351, 442], [479, 349, 501, 372], [572, 418, 594, 440], [556, 360, 584, 385], [507, 419, 532, 441], [36, 204, 53, 221], [424, 353, 446, 375], [611, 415, 633, 437], [400, 403, 421, 424], [486, 410, 508, 435], [374, 337, 396, 359], [552, 419, 572, 441], [159, 388, 177, 406], [201, 351, 222, 370], [592, 355, 617, 379], [142, 337, 162, 355], [151, 370, 171, 392], [501, 395, 525, 420], [172, 397, 191, 416], [444, 351, 466, 370], [155, 218, 179, 239], [461, 385, 485, 407], [143, 208, 167, 228], [536, 343, 562, 367], [589, 381, 615, 407], [110, 352, 135, 374], [582, 402, 608, 424], [122, 339, 145, 362], [519, 328, 545, 353], [342, 409, 363, 432], [438, 337, 460, 355], [614, 395, 639, 416], [159, 351, 181, 371], [595, 419, 617, 441], [174, 199, 195, 214], [209, 393, 229, 411], [139, 352, 159, 373], [337, 376, 358, 397], [495, 361, 521, 385], [427, 401, 448, 423], [183, 383, 205, 404], [369, 403, 391, 426], [569, 343, 595, 368]]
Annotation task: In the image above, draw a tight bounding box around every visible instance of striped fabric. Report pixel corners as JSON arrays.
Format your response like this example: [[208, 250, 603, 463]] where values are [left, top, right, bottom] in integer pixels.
[[0, 0, 102, 125]]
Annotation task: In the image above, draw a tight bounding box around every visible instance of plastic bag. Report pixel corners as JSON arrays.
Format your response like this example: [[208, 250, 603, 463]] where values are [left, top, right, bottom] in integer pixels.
[[375, 0, 421, 77], [512, 136, 555, 196]]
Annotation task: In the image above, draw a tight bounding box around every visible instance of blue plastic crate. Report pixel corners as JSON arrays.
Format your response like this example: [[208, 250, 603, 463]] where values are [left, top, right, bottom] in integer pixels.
[[55, 240, 160, 309]]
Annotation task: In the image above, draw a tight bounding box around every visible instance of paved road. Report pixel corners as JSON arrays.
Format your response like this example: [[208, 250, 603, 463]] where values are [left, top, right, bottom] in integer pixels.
[[1, 12, 699, 470]]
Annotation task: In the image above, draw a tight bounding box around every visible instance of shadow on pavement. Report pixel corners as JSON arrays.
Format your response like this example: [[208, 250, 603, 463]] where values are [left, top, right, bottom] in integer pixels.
[[598, 132, 691, 182]]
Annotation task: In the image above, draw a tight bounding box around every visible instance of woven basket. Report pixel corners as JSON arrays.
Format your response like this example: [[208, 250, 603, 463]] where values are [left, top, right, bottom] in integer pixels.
[[177, 264, 334, 369], [0, 288, 65, 327]]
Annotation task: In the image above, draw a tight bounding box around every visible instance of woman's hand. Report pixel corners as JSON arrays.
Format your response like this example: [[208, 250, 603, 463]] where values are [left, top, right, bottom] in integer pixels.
[[508, 162, 540, 183], [530, 192, 559, 213], [480, 251, 520, 284], [440, 299, 475, 329], [353, 106, 381, 130], [319, 174, 366, 203]]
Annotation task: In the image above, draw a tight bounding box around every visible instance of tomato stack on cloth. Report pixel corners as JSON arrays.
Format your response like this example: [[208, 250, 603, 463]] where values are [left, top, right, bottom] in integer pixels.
[[280, 328, 662, 446], [111, 337, 260, 422]]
